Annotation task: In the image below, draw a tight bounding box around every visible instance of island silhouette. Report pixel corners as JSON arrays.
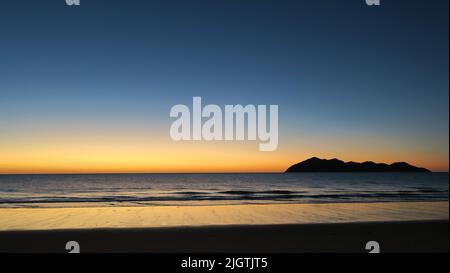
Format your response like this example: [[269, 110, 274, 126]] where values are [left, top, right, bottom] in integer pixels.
[[286, 157, 431, 173]]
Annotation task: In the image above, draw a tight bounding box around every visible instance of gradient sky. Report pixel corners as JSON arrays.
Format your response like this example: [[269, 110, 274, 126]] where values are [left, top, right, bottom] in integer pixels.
[[0, 0, 448, 173]]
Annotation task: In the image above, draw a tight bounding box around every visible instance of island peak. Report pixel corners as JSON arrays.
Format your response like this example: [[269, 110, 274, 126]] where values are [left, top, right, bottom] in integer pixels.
[[286, 157, 430, 173]]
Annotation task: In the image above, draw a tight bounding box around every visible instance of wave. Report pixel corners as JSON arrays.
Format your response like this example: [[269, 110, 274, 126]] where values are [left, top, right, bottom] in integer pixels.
[[0, 173, 448, 207], [0, 190, 447, 205]]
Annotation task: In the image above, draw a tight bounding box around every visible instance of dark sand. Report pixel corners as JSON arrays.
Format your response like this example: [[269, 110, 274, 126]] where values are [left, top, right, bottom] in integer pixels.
[[0, 220, 447, 253]]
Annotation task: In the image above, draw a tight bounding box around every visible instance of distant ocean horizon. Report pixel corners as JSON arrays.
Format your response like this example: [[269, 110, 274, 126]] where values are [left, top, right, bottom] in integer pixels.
[[0, 173, 448, 208]]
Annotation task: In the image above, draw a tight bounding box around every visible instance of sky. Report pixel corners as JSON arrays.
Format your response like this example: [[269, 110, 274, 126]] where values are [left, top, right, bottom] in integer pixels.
[[0, 0, 448, 173]]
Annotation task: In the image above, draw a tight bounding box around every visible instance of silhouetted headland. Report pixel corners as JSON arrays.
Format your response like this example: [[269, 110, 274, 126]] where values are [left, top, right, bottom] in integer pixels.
[[286, 157, 431, 173]]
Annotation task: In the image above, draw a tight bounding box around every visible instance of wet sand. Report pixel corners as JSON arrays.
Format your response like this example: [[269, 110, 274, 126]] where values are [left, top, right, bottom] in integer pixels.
[[0, 202, 448, 253], [0, 202, 447, 230]]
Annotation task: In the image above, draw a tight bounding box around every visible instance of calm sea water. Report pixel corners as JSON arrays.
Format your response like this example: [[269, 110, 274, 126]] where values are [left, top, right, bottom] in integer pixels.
[[0, 173, 448, 208]]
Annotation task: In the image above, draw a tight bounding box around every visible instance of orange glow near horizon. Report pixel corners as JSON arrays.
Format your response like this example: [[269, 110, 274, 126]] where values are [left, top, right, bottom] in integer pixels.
[[0, 131, 448, 174]]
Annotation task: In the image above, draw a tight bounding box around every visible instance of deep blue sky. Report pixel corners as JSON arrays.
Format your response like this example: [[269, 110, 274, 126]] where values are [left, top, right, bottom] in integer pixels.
[[0, 0, 448, 171]]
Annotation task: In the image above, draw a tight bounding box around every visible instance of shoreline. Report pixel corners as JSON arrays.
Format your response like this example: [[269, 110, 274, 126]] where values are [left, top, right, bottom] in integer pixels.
[[0, 201, 448, 253], [0, 201, 448, 231], [1, 198, 449, 209]]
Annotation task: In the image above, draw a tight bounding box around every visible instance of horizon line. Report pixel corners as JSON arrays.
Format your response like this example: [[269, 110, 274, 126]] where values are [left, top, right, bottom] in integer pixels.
[[0, 171, 448, 175]]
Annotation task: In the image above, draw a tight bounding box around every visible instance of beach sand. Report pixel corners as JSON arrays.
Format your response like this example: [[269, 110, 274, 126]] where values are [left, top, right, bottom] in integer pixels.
[[0, 201, 448, 253]]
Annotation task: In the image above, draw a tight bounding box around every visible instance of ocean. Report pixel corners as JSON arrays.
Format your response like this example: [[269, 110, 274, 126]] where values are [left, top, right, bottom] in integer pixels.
[[0, 173, 448, 208]]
